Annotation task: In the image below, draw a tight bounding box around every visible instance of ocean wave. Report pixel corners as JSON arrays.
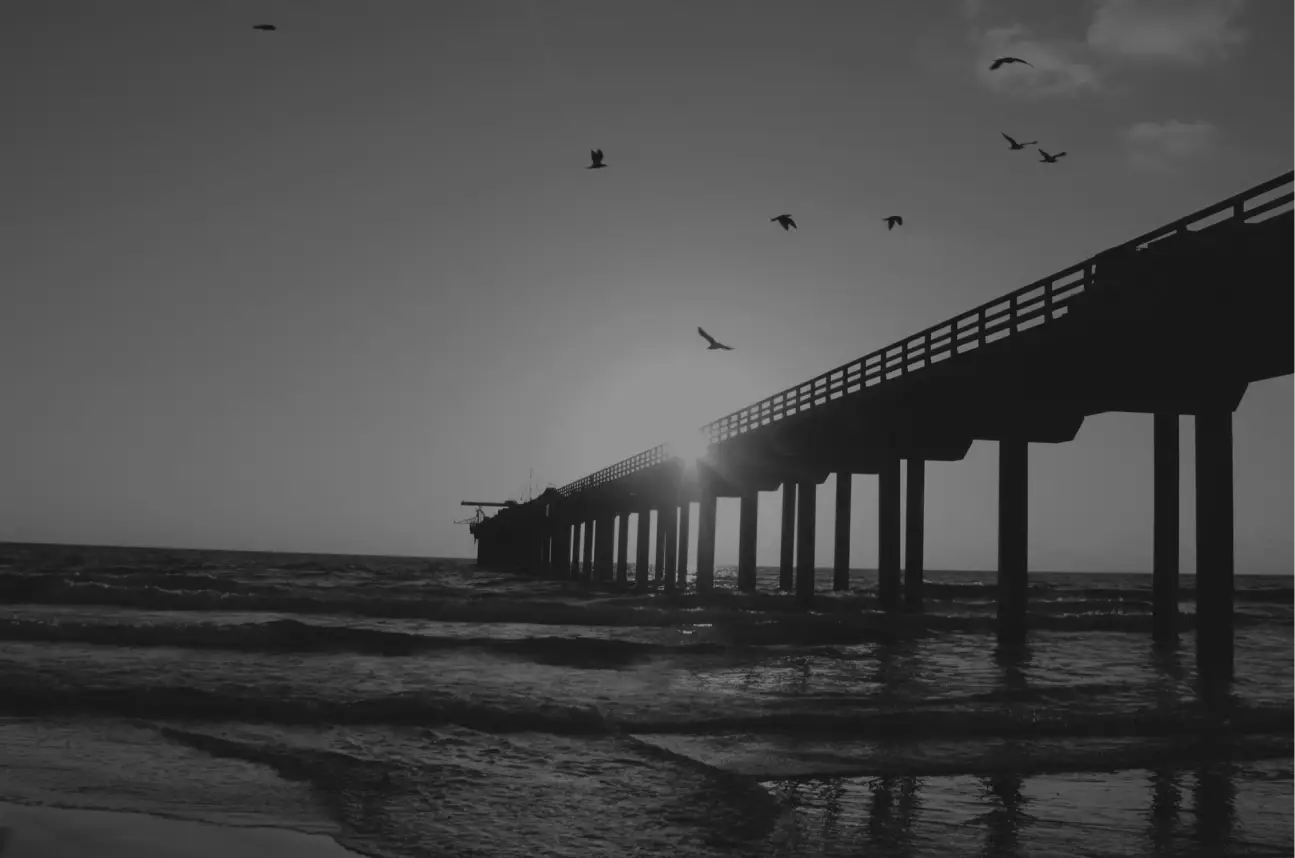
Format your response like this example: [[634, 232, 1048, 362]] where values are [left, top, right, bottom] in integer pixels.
[[0, 605, 1280, 660], [1, 676, 1289, 741]]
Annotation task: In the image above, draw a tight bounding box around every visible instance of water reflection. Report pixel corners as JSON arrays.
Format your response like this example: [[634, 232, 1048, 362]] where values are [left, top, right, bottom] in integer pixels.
[[862, 775, 920, 856], [977, 773, 1030, 858], [1193, 761, 1237, 855], [992, 641, 1033, 698], [1148, 767, 1183, 856]]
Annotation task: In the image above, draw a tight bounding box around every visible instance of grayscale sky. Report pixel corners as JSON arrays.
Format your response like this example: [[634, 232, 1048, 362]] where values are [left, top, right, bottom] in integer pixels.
[[2, 0, 1291, 572]]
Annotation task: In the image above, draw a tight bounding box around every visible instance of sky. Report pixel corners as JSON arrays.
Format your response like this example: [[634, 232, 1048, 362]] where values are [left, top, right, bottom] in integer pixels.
[[2, 0, 1291, 573]]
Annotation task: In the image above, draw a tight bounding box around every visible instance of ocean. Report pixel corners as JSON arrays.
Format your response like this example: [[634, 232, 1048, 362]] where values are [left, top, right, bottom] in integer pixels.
[[0, 542, 1290, 857]]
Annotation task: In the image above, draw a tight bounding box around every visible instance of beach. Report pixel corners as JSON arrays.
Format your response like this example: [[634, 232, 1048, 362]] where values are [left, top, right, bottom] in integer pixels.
[[0, 543, 1290, 857], [0, 803, 362, 858]]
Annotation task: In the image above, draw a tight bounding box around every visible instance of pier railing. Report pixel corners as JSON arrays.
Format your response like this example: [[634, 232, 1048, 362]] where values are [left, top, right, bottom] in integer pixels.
[[556, 172, 1293, 498]]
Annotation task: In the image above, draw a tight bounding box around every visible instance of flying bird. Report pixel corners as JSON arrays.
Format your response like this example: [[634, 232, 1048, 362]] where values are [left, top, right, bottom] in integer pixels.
[[252, 24, 277, 31], [883, 216, 903, 230], [1038, 149, 1067, 163], [771, 214, 796, 231], [1001, 133, 1036, 151], [588, 149, 606, 169], [989, 56, 1032, 70], [697, 327, 734, 351]]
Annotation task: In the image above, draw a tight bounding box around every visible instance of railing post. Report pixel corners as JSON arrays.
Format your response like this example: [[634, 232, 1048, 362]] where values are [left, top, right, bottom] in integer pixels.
[[1043, 279, 1054, 321], [978, 307, 987, 349]]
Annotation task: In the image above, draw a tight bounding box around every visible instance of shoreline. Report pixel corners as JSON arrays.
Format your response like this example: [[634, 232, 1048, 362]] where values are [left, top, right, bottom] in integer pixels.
[[0, 801, 365, 858]]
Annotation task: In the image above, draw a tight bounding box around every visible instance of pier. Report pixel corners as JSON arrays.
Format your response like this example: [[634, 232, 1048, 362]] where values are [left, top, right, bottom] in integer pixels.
[[468, 172, 1293, 684]]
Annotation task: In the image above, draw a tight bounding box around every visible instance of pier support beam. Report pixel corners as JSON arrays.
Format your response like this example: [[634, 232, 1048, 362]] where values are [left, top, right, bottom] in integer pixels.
[[779, 481, 796, 592], [654, 509, 667, 582], [1195, 407, 1234, 683], [635, 507, 651, 591], [553, 521, 570, 582], [564, 523, 575, 578], [737, 491, 758, 591], [598, 515, 617, 581], [833, 473, 851, 592], [582, 519, 594, 581], [878, 458, 901, 610], [677, 502, 691, 588], [795, 480, 816, 606], [1153, 413, 1179, 644], [997, 439, 1029, 643], [905, 459, 926, 611], [616, 511, 630, 584], [697, 485, 718, 593], [663, 502, 679, 592]]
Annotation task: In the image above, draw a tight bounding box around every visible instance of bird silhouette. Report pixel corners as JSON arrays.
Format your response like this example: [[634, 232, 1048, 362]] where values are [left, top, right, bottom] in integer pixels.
[[697, 327, 734, 351], [989, 56, 1032, 70], [1001, 133, 1036, 151], [1039, 149, 1067, 163], [883, 216, 903, 230], [771, 214, 796, 231], [588, 149, 606, 169], [252, 24, 277, 31]]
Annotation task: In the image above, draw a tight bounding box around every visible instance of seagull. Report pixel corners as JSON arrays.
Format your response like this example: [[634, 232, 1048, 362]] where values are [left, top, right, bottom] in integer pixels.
[[588, 149, 606, 169], [252, 24, 277, 31], [771, 214, 796, 231], [989, 56, 1032, 70], [697, 327, 734, 351], [1039, 149, 1067, 163], [883, 215, 903, 230], [1001, 133, 1036, 151]]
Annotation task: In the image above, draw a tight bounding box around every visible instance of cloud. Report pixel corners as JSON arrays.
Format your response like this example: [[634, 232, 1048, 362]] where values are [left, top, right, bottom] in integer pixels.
[[1087, 0, 1246, 64], [1124, 119, 1220, 171], [974, 25, 1100, 98], [961, 0, 1246, 99]]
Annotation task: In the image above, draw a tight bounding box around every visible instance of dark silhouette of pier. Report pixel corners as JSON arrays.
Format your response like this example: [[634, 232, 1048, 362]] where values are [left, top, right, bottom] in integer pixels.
[[469, 172, 1293, 684]]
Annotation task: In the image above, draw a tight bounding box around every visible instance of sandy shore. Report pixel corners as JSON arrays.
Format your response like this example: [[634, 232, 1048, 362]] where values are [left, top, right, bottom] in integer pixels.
[[0, 802, 364, 858]]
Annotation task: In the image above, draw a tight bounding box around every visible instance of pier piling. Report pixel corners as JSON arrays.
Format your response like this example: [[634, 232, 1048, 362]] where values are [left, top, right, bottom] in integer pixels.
[[737, 490, 758, 591], [833, 472, 851, 591], [779, 481, 796, 592], [878, 458, 901, 610], [795, 480, 816, 605], [697, 484, 718, 592], [905, 458, 926, 611], [1195, 407, 1234, 682], [1153, 413, 1180, 644], [997, 439, 1029, 643]]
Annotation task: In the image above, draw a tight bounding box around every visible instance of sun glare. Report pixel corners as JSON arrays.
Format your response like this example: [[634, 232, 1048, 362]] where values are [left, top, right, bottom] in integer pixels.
[[666, 429, 712, 464]]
